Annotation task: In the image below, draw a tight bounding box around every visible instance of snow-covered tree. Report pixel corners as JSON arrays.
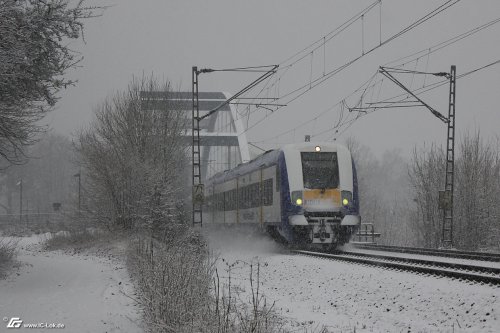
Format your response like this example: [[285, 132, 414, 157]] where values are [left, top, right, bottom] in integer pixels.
[[76, 76, 189, 233], [408, 144, 445, 248], [0, 0, 99, 164], [408, 131, 500, 250]]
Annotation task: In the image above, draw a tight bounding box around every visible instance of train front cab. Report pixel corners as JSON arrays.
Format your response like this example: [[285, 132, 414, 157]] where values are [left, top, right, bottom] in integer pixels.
[[278, 143, 360, 248]]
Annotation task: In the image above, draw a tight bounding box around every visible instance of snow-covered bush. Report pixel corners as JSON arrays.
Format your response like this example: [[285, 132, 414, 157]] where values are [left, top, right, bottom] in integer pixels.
[[0, 237, 18, 276], [127, 232, 285, 333], [43, 228, 104, 250]]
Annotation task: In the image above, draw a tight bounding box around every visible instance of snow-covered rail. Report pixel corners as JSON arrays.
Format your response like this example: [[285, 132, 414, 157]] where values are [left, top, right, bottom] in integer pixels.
[[292, 250, 500, 286], [352, 243, 500, 262]]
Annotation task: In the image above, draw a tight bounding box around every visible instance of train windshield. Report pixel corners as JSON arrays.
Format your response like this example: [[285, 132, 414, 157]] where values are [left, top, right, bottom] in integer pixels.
[[301, 152, 339, 189]]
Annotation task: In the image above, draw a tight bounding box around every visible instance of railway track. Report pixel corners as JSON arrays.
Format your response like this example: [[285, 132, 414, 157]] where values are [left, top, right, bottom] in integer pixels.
[[352, 243, 500, 262], [292, 249, 500, 285]]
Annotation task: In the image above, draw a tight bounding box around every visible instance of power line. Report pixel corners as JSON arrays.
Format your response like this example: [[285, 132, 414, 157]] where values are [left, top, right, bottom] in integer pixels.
[[249, 10, 500, 146], [238, 0, 463, 136], [273, 57, 500, 145], [384, 16, 500, 68], [251, 72, 379, 144], [279, 0, 381, 66], [333, 58, 500, 133]]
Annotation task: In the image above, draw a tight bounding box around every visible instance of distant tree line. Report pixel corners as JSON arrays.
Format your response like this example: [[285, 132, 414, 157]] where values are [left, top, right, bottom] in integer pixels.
[[0, 133, 75, 215], [409, 131, 500, 250], [349, 131, 500, 251]]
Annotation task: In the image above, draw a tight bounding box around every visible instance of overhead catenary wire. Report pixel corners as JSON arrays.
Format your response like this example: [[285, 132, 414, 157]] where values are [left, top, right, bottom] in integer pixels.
[[372, 58, 500, 108], [330, 58, 500, 133], [251, 72, 380, 144], [249, 8, 500, 146], [254, 57, 500, 147], [238, 0, 463, 137], [212, 0, 471, 148], [278, 0, 381, 66], [384, 16, 500, 67]]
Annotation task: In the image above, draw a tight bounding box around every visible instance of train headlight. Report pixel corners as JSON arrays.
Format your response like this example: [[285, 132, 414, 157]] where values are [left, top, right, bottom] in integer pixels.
[[341, 190, 352, 207], [292, 191, 303, 206], [315, 146, 321, 152]]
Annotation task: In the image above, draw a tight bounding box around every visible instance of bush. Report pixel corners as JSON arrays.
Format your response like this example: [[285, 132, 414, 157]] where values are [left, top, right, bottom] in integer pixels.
[[43, 228, 105, 251], [127, 230, 285, 333], [0, 237, 18, 277]]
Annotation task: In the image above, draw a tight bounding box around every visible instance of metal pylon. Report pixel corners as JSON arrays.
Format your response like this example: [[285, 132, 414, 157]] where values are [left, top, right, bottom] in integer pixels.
[[192, 67, 203, 226], [442, 65, 456, 248]]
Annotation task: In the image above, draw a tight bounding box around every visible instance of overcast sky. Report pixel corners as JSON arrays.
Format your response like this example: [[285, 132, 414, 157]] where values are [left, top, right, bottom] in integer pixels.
[[47, 0, 500, 157]]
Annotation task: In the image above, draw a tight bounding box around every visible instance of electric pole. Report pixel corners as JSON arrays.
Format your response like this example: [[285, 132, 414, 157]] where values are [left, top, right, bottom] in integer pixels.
[[191, 67, 203, 227], [441, 65, 456, 248], [378, 65, 456, 248], [191, 65, 279, 226]]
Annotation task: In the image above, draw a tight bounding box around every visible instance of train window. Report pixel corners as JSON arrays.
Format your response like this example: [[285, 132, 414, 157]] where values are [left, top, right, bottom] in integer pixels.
[[248, 185, 253, 208], [247, 185, 251, 208], [301, 152, 339, 189], [239, 186, 244, 209], [242, 187, 246, 209], [253, 183, 260, 207], [262, 178, 273, 206], [225, 192, 228, 211], [231, 189, 236, 211], [257, 182, 262, 207], [275, 166, 281, 192]]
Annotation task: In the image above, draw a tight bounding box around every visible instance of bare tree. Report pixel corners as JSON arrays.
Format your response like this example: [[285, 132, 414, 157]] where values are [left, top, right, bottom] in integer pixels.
[[408, 144, 445, 248], [454, 131, 500, 250], [0, 0, 101, 164], [408, 131, 500, 250], [76, 76, 189, 233]]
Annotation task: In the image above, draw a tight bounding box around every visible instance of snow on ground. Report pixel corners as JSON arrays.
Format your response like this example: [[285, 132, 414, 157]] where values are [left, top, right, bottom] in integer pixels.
[[205, 227, 500, 332], [0, 234, 142, 333]]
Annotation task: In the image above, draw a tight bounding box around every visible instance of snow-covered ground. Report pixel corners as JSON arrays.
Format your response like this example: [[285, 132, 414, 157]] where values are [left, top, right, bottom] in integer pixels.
[[0, 234, 142, 332], [205, 228, 500, 332]]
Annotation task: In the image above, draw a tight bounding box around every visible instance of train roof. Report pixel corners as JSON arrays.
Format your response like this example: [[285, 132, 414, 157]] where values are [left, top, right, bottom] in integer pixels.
[[206, 142, 349, 186], [206, 148, 281, 185]]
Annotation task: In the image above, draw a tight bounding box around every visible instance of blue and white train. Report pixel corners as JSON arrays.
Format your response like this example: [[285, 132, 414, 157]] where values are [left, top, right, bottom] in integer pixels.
[[204, 142, 360, 248]]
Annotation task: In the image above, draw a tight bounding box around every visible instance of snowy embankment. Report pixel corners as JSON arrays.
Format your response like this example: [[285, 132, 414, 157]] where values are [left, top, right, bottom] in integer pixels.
[[0, 234, 142, 332], [205, 228, 500, 332]]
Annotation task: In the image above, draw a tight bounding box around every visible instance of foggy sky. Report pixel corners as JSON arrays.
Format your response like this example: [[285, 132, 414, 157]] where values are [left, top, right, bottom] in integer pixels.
[[47, 0, 500, 157]]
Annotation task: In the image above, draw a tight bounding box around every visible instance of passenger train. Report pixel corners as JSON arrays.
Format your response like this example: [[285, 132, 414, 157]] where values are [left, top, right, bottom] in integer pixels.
[[204, 142, 360, 248]]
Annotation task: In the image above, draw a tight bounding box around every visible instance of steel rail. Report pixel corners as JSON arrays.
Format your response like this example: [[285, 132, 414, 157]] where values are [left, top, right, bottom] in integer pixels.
[[341, 251, 500, 276], [292, 250, 500, 286], [352, 243, 500, 262]]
